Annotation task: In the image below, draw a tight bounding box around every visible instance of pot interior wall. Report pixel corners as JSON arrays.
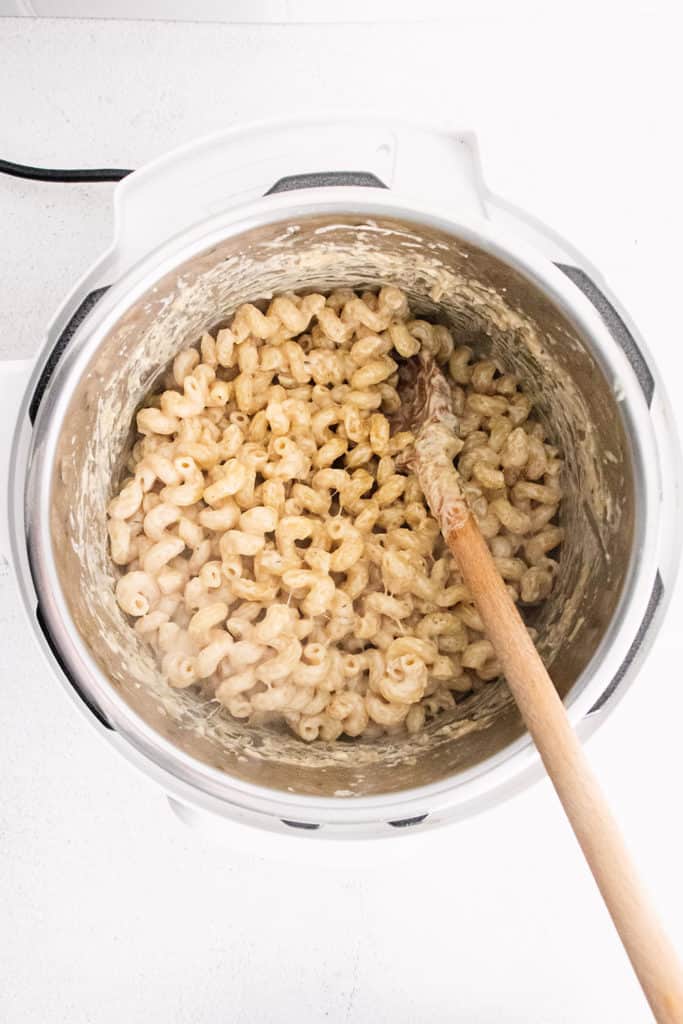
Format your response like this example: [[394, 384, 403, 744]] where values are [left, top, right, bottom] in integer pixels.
[[47, 212, 634, 797]]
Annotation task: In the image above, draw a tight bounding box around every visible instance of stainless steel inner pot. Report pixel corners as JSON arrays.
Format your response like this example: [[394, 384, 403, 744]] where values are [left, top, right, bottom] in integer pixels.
[[24, 202, 649, 822]]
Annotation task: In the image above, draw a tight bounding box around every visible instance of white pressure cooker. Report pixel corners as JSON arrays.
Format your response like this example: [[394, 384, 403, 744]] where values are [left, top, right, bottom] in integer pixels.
[[1, 116, 680, 847]]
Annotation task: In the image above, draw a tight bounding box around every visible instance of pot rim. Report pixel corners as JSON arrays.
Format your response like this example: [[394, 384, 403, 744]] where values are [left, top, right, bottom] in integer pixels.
[[18, 188, 663, 826]]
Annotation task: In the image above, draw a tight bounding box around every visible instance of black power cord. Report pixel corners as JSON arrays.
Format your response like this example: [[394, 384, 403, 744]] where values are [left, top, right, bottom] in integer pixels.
[[0, 158, 133, 183]]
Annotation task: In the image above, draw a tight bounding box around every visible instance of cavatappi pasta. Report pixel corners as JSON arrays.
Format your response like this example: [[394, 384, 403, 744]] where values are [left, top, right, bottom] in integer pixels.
[[108, 286, 564, 741]]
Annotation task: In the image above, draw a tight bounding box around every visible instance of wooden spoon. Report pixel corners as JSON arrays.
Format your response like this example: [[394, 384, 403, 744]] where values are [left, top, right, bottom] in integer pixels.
[[396, 354, 683, 1023]]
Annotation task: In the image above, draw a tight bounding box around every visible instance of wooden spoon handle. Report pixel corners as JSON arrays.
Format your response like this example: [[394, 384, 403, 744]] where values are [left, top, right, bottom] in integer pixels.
[[448, 514, 683, 1023]]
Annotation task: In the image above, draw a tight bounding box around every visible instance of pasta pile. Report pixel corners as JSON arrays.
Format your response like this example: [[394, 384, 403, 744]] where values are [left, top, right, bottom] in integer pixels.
[[108, 286, 564, 741]]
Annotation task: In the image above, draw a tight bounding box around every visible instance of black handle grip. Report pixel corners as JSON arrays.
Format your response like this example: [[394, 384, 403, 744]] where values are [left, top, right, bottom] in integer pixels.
[[29, 286, 110, 425], [388, 814, 429, 828], [555, 264, 654, 406], [265, 170, 387, 195], [588, 572, 663, 714], [555, 265, 661, 712], [35, 602, 112, 731]]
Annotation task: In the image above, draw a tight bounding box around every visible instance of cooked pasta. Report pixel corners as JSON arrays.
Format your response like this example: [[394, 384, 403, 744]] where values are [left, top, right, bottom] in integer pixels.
[[108, 286, 564, 741]]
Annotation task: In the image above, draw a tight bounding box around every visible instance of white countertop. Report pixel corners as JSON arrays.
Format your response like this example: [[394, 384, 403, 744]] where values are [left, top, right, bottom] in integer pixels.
[[1, 8, 683, 1023]]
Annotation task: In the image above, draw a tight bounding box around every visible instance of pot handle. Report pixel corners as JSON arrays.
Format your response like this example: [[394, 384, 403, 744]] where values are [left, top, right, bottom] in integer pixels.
[[584, 391, 682, 727], [584, 572, 664, 720], [554, 264, 655, 405], [28, 287, 111, 426], [561, 266, 683, 728], [265, 170, 388, 193], [110, 118, 489, 277], [0, 358, 37, 568]]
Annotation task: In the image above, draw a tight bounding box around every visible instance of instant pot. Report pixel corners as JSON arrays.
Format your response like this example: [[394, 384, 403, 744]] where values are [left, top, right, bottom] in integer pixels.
[[2, 116, 680, 844]]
